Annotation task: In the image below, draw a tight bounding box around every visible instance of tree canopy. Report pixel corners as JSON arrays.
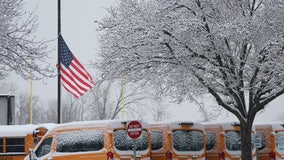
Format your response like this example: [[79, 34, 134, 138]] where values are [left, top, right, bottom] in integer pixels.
[[98, 0, 284, 120], [96, 0, 284, 159], [0, 0, 54, 80]]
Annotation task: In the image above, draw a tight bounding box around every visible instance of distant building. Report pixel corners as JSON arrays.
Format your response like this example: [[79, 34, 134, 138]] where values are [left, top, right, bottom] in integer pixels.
[[0, 95, 15, 125]]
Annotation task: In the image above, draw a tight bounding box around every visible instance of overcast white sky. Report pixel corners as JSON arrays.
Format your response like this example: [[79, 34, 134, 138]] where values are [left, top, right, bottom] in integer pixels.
[[9, 0, 115, 100], [6, 0, 284, 123]]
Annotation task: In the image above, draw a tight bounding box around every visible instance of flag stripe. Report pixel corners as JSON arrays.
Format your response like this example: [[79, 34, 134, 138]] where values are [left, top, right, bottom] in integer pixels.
[[61, 80, 81, 98], [62, 81, 81, 98], [72, 56, 92, 80], [69, 63, 93, 89], [61, 65, 86, 94], [59, 35, 94, 98], [67, 65, 89, 91], [70, 63, 92, 85]]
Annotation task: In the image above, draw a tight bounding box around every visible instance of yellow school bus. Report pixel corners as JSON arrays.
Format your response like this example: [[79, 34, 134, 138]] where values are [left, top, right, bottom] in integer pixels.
[[26, 120, 151, 160], [149, 122, 171, 160], [254, 122, 284, 160], [0, 124, 54, 160], [149, 121, 206, 160], [204, 123, 223, 160], [204, 122, 255, 160]]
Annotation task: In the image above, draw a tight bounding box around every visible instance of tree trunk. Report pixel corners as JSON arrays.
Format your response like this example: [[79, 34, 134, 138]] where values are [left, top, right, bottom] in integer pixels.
[[240, 121, 253, 160]]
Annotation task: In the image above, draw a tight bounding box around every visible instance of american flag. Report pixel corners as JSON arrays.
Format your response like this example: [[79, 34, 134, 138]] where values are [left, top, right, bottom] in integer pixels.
[[59, 35, 94, 98]]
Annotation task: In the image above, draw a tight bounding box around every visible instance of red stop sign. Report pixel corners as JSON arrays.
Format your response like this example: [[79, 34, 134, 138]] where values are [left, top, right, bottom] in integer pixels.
[[127, 120, 142, 139]]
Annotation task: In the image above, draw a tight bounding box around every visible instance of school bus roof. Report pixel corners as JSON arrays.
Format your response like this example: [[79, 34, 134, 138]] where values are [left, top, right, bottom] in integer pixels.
[[204, 121, 256, 132], [48, 120, 148, 132], [202, 122, 241, 131], [171, 121, 204, 129], [150, 121, 204, 130], [149, 122, 168, 126], [254, 122, 284, 131], [0, 123, 56, 137]]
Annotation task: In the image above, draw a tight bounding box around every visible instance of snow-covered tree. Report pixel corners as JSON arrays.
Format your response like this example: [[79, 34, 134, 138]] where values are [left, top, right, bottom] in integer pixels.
[[45, 95, 90, 123], [43, 99, 57, 123], [0, 0, 53, 80], [150, 103, 171, 122], [96, 0, 284, 159], [16, 93, 43, 124], [86, 79, 164, 121]]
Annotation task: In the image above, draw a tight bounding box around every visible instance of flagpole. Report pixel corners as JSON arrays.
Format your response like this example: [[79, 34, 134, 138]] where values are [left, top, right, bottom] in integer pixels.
[[57, 0, 61, 124], [29, 58, 33, 124]]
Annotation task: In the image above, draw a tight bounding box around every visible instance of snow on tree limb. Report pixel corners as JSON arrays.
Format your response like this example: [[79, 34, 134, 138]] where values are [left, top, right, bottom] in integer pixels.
[[0, 0, 54, 80]]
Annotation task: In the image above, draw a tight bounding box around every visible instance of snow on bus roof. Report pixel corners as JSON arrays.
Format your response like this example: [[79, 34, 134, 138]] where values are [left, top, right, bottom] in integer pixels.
[[203, 122, 239, 133], [64, 119, 148, 126], [50, 119, 148, 131], [203, 121, 239, 125], [202, 121, 240, 130], [203, 121, 256, 132], [0, 120, 148, 137], [254, 121, 284, 131], [169, 120, 204, 129], [149, 120, 204, 130], [0, 123, 56, 137], [148, 121, 169, 126]]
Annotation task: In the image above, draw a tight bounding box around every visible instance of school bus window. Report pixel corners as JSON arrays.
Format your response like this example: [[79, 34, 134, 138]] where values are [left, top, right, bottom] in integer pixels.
[[56, 130, 104, 152], [276, 131, 284, 150], [205, 132, 216, 151], [150, 131, 163, 150], [173, 130, 203, 151], [35, 137, 52, 158], [6, 138, 25, 152], [114, 129, 148, 151], [225, 131, 241, 151], [256, 132, 266, 150], [0, 138, 3, 153]]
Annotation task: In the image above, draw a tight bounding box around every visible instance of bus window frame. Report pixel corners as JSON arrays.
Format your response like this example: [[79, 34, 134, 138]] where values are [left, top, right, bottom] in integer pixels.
[[205, 131, 216, 151], [150, 130, 163, 151], [172, 129, 204, 152], [34, 136, 53, 158]]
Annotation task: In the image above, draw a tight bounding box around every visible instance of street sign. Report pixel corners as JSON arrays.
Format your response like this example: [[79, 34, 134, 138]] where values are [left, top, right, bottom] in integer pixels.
[[127, 120, 142, 139]]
